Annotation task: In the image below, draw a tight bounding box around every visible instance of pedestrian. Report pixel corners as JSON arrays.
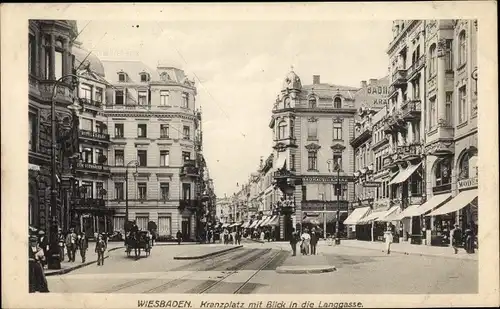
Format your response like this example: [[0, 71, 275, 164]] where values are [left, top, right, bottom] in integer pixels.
[[464, 226, 475, 254], [310, 227, 319, 255], [28, 235, 49, 293], [260, 230, 265, 245], [300, 229, 311, 255], [384, 223, 394, 254], [231, 228, 237, 245], [65, 228, 77, 262], [37, 230, 49, 268], [176, 230, 182, 245], [95, 234, 106, 266], [235, 229, 241, 245], [450, 224, 462, 254], [77, 231, 89, 263], [58, 229, 65, 262], [290, 228, 299, 256]]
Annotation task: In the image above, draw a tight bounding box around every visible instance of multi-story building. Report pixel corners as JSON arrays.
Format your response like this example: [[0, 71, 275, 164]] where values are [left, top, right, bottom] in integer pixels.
[[72, 43, 113, 237], [28, 20, 80, 234], [215, 196, 232, 225], [102, 60, 203, 241], [269, 72, 360, 240]]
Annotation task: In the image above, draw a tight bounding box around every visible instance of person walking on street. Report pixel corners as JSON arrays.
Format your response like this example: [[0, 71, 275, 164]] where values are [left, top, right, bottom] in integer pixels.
[[310, 227, 319, 255], [464, 226, 475, 254], [58, 229, 65, 262], [301, 229, 311, 255], [384, 223, 394, 254], [260, 230, 265, 245], [176, 230, 182, 245], [37, 231, 49, 268], [235, 229, 241, 245], [231, 228, 237, 245], [29, 235, 49, 293], [77, 232, 89, 263], [65, 228, 77, 262], [451, 224, 462, 254], [95, 234, 106, 266], [290, 228, 299, 256]]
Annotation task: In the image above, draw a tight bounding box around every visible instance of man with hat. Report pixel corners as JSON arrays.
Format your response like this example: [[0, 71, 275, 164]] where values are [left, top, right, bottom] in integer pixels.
[[451, 224, 463, 254], [65, 228, 77, 262], [37, 230, 49, 268]]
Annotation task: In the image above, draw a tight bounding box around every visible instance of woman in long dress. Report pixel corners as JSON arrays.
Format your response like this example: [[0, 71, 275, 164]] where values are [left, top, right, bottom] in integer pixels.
[[384, 223, 394, 254], [29, 235, 49, 293], [301, 229, 311, 255]]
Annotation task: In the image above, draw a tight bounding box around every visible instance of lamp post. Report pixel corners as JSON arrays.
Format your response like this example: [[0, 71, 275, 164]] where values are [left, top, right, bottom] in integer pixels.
[[327, 158, 342, 245], [125, 160, 139, 228], [47, 74, 82, 269]]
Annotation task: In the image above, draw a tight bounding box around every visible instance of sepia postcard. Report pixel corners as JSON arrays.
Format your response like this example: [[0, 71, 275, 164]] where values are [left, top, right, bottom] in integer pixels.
[[1, 2, 498, 308]]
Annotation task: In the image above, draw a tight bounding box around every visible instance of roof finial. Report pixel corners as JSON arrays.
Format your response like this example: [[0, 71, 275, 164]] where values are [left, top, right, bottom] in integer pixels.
[[290, 65, 294, 72]]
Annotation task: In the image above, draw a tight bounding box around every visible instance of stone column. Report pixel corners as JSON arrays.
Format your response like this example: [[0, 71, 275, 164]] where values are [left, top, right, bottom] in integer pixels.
[[437, 38, 447, 122], [62, 39, 69, 77], [49, 34, 56, 80]]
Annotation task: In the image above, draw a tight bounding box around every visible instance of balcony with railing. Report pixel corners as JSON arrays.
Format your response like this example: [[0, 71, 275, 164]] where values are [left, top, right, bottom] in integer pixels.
[[72, 198, 108, 212], [391, 69, 408, 88], [76, 162, 110, 174], [382, 143, 422, 168], [79, 129, 110, 142], [180, 159, 200, 178], [432, 183, 452, 194], [79, 97, 103, 109], [401, 99, 422, 120], [406, 55, 426, 80]]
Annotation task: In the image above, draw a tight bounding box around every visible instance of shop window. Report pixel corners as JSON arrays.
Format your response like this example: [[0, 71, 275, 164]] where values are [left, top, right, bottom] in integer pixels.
[[434, 159, 452, 191], [459, 151, 478, 179]]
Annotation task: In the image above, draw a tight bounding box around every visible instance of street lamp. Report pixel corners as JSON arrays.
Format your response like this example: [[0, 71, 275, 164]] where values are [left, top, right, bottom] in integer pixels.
[[327, 158, 342, 245], [125, 160, 139, 228], [48, 74, 82, 269]]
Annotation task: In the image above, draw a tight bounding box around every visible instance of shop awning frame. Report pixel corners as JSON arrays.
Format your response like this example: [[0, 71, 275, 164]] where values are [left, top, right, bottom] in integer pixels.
[[261, 215, 275, 227], [249, 219, 261, 229], [358, 209, 389, 225], [412, 193, 452, 217], [378, 206, 402, 222], [392, 204, 420, 220], [388, 162, 422, 185], [255, 216, 269, 228], [267, 216, 280, 227], [343, 207, 371, 225], [426, 189, 478, 217]]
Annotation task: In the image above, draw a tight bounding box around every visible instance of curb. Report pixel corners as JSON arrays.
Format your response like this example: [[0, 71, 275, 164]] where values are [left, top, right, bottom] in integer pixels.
[[340, 244, 478, 261], [45, 255, 111, 276], [173, 245, 243, 260], [275, 266, 337, 274]]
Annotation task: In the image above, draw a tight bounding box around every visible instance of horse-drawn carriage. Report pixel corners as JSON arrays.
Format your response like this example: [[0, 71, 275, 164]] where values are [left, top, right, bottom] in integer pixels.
[[125, 230, 152, 258]]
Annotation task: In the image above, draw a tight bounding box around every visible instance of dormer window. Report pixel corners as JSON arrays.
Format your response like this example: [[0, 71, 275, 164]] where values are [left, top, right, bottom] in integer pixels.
[[161, 72, 171, 81], [118, 73, 126, 82], [308, 97, 317, 108], [140, 72, 150, 82], [334, 97, 342, 109]]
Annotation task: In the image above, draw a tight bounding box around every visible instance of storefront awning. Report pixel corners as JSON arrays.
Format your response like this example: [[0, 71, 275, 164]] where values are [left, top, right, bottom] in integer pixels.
[[267, 216, 280, 227], [388, 162, 422, 185], [255, 216, 270, 228], [392, 204, 420, 220], [343, 207, 371, 225], [378, 206, 402, 222], [222, 223, 230, 228], [412, 193, 452, 217], [275, 153, 287, 170], [358, 209, 389, 225], [260, 216, 274, 227], [426, 189, 478, 217], [249, 219, 261, 229], [241, 221, 250, 228]]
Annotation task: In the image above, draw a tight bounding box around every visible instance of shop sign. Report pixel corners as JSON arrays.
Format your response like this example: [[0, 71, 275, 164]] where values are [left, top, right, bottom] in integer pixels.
[[302, 176, 351, 184], [457, 177, 478, 190], [301, 201, 349, 212]]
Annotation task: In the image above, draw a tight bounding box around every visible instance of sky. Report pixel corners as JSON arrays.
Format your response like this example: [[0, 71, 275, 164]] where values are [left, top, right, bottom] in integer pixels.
[[76, 20, 393, 198]]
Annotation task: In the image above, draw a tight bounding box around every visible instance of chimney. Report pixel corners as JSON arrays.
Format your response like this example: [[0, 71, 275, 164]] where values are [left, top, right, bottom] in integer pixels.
[[361, 80, 367, 88], [260, 156, 264, 169], [369, 79, 377, 85], [313, 75, 320, 85]]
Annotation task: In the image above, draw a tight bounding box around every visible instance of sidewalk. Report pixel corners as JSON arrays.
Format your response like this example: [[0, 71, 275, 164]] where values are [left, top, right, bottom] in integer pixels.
[[276, 252, 337, 274], [330, 239, 478, 261]]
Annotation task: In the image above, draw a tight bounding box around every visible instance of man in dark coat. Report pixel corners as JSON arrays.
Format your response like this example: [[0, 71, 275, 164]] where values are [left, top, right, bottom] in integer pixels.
[[65, 228, 77, 262], [77, 232, 89, 263], [451, 224, 462, 254], [290, 228, 300, 256], [29, 235, 49, 293], [310, 227, 319, 255], [176, 230, 182, 245]]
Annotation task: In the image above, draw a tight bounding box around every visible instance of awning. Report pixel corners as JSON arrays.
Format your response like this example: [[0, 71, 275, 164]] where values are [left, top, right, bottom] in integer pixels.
[[302, 215, 321, 225], [343, 207, 371, 225], [255, 216, 270, 228], [358, 209, 389, 224], [388, 162, 422, 185], [412, 193, 452, 216], [241, 221, 250, 228], [392, 204, 421, 220], [261, 216, 275, 227], [426, 189, 478, 217], [267, 216, 280, 226], [249, 219, 261, 229], [378, 206, 402, 222], [222, 223, 230, 228], [275, 153, 287, 170]]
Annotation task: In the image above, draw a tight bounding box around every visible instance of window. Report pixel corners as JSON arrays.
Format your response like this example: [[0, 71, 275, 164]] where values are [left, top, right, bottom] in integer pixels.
[[137, 124, 147, 138], [410, 174, 422, 196], [96, 121, 106, 134], [44, 44, 50, 79], [115, 150, 124, 166], [412, 80, 420, 99], [333, 122, 342, 140], [182, 151, 191, 163], [160, 150, 170, 166], [307, 121, 318, 139], [136, 215, 149, 230], [429, 97, 437, 128], [138, 91, 147, 105], [307, 151, 317, 170], [95, 148, 104, 163], [284, 97, 291, 109], [80, 84, 92, 101], [82, 181, 93, 198], [160, 124, 170, 138], [290, 119, 295, 138], [160, 91, 170, 106], [29, 34, 36, 75], [182, 93, 189, 108], [29, 112, 37, 152], [96, 182, 104, 199], [458, 152, 477, 180], [137, 150, 147, 167], [82, 147, 93, 163], [290, 154, 296, 171], [334, 97, 342, 109], [137, 183, 147, 200], [95, 87, 103, 103], [435, 159, 451, 187], [278, 121, 287, 140], [114, 124, 124, 138], [158, 217, 172, 236], [140, 73, 148, 82], [445, 39, 453, 71], [445, 92, 453, 126], [301, 185, 307, 201], [183, 126, 190, 140], [55, 49, 63, 81], [115, 90, 124, 105], [459, 31, 467, 66], [308, 97, 317, 108], [114, 182, 124, 200], [113, 216, 125, 232], [82, 118, 93, 131], [429, 44, 437, 77], [160, 183, 170, 200], [458, 86, 467, 123], [333, 154, 342, 170], [182, 183, 191, 200], [118, 73, 126, 82]]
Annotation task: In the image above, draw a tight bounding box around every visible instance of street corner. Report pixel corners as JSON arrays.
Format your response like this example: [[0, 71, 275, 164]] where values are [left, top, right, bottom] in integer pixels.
[[173, 245, 243, 260], [275, 265, 337, 274]]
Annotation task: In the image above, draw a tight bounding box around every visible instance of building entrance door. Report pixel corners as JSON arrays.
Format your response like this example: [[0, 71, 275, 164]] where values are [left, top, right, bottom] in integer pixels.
[[182, 217, 191, 241]]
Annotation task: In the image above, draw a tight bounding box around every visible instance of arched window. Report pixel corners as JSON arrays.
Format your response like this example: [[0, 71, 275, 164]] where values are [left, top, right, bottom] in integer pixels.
[[459, 149, 478, 179], [284, 97, 291, 109], [278, 121, 287, 140], [429, 44, 437, 77], [459, 30, 467, 66], [308, 97, 317, 108], [435, 158, 451, 187], [334, 97, 342, 109]]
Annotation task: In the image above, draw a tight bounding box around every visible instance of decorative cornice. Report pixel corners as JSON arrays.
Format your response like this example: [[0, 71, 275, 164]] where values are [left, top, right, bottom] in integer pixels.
[[307, 116, 318, 123], [305, 143, 321, 151], [331, 143, 346, 152], [332, 117, 344, 123]]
